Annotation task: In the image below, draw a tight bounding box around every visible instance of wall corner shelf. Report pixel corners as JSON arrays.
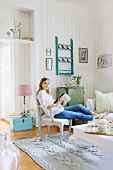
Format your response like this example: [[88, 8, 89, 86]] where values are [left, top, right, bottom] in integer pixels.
[[0, 37, 34, 44], [55, 36, 74, 76]]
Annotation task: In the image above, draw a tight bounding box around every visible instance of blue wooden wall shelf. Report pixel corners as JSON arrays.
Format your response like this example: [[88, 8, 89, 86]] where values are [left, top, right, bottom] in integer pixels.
[[55, 36, 74, 76]]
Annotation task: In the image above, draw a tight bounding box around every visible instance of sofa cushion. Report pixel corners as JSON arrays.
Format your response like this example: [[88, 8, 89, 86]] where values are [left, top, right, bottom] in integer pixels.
[[86, 99, 96, 111], [95, 90, 113, 112]]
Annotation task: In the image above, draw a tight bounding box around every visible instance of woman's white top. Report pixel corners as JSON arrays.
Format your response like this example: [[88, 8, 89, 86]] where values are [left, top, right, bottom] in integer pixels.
[[37, 90, 64, 117]]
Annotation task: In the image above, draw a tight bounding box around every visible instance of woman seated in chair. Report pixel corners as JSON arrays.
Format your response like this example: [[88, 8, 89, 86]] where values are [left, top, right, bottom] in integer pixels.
[[37, 77, 109, 121]]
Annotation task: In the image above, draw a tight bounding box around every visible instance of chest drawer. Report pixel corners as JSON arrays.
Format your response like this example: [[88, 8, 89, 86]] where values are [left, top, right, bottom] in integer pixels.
[[10, 116, 33, 131]]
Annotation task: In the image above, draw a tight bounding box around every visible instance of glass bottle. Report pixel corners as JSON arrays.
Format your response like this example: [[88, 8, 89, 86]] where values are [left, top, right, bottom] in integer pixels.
[[0, 133, 20, 170]]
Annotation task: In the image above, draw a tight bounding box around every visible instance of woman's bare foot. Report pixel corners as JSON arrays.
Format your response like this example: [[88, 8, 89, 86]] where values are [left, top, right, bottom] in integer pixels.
[[101, 110, 109, 117], [94, 110, 109, 118], [92, 111, 97, 115]]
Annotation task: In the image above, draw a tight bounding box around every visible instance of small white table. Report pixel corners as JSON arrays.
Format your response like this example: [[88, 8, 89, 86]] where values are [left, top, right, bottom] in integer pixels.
[[69, 124, 113, 152]]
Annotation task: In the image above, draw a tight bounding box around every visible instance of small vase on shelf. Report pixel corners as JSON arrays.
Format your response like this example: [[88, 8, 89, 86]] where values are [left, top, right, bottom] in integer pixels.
[[10, 21, 23, 39], [0, 133, 20, 170], [76, 79, 81, 87], [6, 32, 11, 38], [19, 33, 21, 39]]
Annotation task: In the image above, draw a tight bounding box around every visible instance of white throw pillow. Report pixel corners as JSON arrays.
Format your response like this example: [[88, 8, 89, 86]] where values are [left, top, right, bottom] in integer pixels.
[[95, 90, 113, 112]]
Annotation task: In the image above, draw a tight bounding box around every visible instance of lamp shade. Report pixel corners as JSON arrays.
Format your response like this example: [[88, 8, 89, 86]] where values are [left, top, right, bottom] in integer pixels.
[[17, 84, 32, 96]]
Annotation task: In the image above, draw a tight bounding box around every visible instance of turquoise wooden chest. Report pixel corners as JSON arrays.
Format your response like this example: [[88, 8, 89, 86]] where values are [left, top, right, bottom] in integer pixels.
[[10, 116, 33, 131]]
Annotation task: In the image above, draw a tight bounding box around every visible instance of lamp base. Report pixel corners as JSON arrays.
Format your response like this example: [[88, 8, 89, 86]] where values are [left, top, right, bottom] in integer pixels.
[[23, 96, 26, 116]]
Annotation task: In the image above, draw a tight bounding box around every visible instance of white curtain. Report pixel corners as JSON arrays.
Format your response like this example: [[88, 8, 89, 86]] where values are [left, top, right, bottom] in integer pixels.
[[0, 43, 12, 119]]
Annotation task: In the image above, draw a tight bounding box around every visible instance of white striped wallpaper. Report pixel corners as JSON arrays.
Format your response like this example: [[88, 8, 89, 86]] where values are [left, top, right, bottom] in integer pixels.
[[36, 0, 113, 101]]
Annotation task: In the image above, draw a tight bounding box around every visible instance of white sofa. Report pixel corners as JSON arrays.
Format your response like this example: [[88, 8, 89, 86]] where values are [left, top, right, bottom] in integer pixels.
[[86, 99, 113, 121]]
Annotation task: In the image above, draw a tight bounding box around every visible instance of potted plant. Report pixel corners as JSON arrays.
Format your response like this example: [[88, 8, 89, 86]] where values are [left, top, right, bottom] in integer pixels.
[[10, 21, 23, 39], [72, 75, 82, 87], [26, 108, 34, 116]]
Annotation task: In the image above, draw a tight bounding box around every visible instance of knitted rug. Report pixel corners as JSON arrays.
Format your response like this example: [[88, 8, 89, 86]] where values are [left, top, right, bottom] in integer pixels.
[[14, 132, 113, 170]]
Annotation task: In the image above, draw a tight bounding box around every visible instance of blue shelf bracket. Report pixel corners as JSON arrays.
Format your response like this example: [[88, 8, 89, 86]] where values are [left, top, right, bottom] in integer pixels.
[[55, 36, 74, 76]]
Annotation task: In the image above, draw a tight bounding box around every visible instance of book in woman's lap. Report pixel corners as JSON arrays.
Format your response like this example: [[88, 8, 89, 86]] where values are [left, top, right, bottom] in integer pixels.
[[54, 92, 71, 107]]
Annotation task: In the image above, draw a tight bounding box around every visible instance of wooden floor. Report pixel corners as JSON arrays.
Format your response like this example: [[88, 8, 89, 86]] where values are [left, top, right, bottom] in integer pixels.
[[0, 120, 70, 170]]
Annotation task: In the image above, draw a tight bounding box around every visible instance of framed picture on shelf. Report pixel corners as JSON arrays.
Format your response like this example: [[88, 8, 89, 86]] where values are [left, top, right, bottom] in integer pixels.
[[79, 48, 88, 63], [46, 48, 51, 56], [46, 58, 53, 70]]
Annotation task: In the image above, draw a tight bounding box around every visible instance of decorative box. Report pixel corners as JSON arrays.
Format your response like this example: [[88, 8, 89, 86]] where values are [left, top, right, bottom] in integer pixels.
[[10, 116, 33, 131]]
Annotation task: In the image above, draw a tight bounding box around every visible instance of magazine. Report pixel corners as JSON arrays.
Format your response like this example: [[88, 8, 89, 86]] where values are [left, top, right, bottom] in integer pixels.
[[54, 92, 71, 106], [9, 111, 23, 118]]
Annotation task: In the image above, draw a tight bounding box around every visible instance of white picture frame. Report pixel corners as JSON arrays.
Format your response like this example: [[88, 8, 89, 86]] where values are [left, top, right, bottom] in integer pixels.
[[46, 58, 53, 70], [96, 52, 112, 69], [46, 48, 51, 56]]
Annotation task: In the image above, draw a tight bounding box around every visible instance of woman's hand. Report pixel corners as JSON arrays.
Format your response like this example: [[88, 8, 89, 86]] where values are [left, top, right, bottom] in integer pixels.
[[56, 98, 63, 106], [47, 98, 63, 109]]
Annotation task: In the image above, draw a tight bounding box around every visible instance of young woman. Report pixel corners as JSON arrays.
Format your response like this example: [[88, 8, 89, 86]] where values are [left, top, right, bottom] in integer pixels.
[[37, 77, 109, 121]]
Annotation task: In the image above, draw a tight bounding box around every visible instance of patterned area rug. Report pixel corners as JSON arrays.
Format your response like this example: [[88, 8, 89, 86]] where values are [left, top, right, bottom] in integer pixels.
[[14, 132, 113, 170]]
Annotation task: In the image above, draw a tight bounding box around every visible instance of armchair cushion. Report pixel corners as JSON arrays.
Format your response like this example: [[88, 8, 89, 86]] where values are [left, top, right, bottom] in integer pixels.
[[41, 116, 69, 124], [95, 90, 113, 112]]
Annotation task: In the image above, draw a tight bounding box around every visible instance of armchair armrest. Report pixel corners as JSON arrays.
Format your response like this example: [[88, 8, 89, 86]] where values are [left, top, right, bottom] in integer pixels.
[[86, 99, 96, 111], [50, 109, 55, 122], [38, 104, 55, 122]]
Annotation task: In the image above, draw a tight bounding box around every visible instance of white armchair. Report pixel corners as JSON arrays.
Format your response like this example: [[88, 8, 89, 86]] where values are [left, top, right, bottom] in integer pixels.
[[86, 99, 113, 120], [36, 91, 72, 144]]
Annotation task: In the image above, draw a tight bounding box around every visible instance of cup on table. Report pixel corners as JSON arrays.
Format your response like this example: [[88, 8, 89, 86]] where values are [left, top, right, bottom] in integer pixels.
[[98, 122, 107, 133]]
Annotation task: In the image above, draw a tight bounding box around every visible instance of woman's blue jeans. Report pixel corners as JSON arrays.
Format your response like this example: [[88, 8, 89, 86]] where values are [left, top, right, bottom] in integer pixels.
[[54, 104, 93, 121]]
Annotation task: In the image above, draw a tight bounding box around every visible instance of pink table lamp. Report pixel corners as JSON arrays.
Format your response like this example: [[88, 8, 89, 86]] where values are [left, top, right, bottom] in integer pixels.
[[17, 84, 32, 116]]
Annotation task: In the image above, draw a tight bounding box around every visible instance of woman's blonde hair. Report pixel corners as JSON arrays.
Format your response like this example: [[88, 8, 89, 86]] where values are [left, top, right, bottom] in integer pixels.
[[38, 77, 50, 94]]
